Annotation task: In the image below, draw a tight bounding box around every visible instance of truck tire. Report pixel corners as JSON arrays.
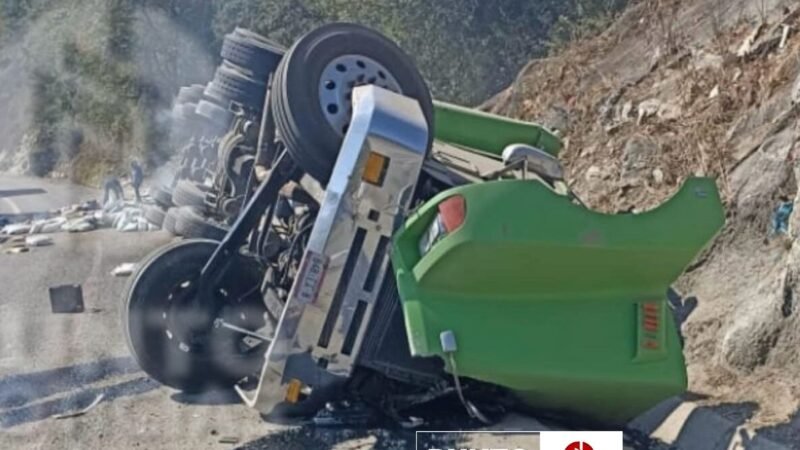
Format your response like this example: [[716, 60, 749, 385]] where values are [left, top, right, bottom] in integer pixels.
[[172, 180, 208, 209], [271, 23, 434, 184], [221, 29, 284, 77], [205, 63, 267, 111], [162, 207, 180, 235], [144, 205, 167, 227], [174, 206, 227, 241], [196, 100, 234, 130], [123, 239, 268, 392], [151, 185, 173, 208]]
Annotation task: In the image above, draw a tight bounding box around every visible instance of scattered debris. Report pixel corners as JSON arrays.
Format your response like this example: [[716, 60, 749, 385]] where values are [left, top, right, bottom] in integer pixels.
[[25, 235, 53, 247], [709, 85, 720, 99], [52, 393, 105, 419], [312, 401, 377, 427], [38, 217, 67, 234], [1, 199, 162, 239], [399, 416, 425, 429], [111, 263, 137, 277], [2, 223, 30, 235], [63, 218, 97, 233], [49, 284, 85, 314], [736, 23, 764, 58], [779, 24, 791, 49]]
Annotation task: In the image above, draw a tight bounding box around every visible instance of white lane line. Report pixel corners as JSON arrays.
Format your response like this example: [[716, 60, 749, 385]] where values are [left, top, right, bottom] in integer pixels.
[[1, 196, 22, 214], [726, 425, 755, 450], [650, 401, 699, 444]]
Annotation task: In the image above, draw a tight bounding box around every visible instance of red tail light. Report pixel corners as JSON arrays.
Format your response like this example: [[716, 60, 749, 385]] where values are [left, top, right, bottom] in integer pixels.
[[438, 195, 466, 233]]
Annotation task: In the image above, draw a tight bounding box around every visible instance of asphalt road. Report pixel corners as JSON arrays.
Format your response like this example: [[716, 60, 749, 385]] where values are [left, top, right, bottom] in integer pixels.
[[0, 176, 288, 449]]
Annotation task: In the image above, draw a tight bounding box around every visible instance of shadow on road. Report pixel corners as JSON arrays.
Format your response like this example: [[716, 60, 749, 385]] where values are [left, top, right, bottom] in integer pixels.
[[0, 376, 159, 428], [0, 188, 47, 198], [236, 397, 501, 450], [234, 425, 463, 450], [171, 388, 242, 406], [0, 356, 140, 409]]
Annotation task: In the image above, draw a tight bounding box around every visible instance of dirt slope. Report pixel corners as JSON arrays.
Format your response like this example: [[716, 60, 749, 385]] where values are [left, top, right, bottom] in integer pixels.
[[484, 0, 800, 427]]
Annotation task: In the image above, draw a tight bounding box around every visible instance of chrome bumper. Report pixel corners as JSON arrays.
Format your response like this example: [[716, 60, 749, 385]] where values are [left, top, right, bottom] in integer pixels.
[[237, 86, 430, 414]]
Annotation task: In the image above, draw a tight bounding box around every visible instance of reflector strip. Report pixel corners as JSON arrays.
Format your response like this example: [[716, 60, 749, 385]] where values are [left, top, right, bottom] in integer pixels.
[[636, 300, 667, 361]]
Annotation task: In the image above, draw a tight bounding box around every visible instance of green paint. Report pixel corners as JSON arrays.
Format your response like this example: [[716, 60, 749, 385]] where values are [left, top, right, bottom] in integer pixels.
[[393, 178, 724, 424], [433, 100, 562, 157]]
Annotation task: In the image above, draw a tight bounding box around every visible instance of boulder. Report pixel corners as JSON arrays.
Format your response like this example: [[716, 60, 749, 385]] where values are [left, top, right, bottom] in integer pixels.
[[621, 135, 660, 180]]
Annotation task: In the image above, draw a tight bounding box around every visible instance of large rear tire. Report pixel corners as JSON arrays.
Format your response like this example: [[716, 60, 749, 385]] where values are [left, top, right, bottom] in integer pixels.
[[221, 29, 285, 77], [205, 62, 267, 111], [151, 185, 174, 209], [172, 180, 209, 209], [143, 205, 167, 227], [271, 23, 434, 184], [196, 100, 234, 130], [123, 240, 268, 392], [162, 207, 180, 235], [174, 206, 228, 241]]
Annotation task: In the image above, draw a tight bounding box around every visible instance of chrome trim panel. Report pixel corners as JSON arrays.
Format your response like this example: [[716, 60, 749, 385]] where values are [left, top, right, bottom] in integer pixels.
[[237, 86, 429, 413]]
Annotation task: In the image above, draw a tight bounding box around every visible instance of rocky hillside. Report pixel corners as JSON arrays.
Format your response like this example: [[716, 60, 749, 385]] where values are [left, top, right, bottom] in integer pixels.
[[485, 0, 800, 428]]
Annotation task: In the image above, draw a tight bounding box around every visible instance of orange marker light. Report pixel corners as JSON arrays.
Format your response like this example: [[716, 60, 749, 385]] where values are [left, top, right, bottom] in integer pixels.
[[362, 152, 389, 186], [285, 379, 303, 404]]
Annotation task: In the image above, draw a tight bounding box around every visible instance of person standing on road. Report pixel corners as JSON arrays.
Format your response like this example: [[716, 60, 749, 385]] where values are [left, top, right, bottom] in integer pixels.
[[131, 160, 144, 203], [102, 176, 125, 207]]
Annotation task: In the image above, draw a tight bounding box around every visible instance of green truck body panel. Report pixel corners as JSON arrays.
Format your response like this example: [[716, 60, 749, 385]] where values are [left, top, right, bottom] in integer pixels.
[[433, 101, 562, 157], [392, 178, 724, 424]]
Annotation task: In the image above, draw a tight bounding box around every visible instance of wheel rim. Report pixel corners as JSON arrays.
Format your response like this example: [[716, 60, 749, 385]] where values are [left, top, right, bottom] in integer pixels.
[[126, 240, 270, 389], [160, 276, 265, 358], [317, 54, 402, 135]]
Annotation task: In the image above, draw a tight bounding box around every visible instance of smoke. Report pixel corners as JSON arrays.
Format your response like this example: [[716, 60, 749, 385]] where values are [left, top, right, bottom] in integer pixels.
[[0, 30, 34, 173], [0, 0, 216, 182]]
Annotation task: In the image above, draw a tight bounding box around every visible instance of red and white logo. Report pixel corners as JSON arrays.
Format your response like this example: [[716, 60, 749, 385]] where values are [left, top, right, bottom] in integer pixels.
[[565, 442, 594, 450], [541, 432, 622, 450]]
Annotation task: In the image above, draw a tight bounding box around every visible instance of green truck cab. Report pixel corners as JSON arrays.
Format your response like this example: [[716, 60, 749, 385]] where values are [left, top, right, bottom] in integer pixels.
[[392, 101, 724, 424]]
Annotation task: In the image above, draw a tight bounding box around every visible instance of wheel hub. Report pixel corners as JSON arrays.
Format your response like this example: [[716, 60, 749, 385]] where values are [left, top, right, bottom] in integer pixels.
[[318, 54, 402, 135], [163, 278, 215, 352]]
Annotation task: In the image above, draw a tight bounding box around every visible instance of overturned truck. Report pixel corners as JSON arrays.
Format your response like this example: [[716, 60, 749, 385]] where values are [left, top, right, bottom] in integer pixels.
[[123, 23, 725, 426]]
